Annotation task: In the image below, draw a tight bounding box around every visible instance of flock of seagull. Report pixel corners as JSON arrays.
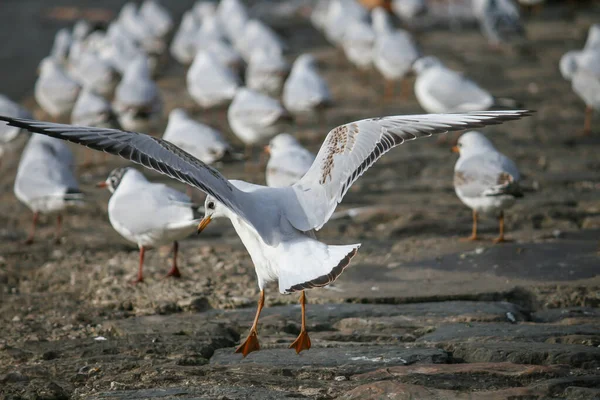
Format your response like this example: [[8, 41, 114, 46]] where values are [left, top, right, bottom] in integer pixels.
[[0, 0, 595, 357]]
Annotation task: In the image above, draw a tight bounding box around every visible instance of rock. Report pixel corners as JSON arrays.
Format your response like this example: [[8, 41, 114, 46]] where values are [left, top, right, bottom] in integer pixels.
[[446, 341, 600, 368], [563, 387, 600, 400], [211, 345, 449, 374], [0, 371, 29, 383], [417, 322, 600, 344], [176, 296, 212, 312], [176, 355, 209, 366], [41, 350, 60, 360], [339, 381, 542, 400]]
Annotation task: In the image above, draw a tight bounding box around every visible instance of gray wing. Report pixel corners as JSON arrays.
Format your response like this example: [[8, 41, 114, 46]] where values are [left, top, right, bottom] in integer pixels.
[[454, 152, 522, 198], [0, 116, 255, 228], [286, 111, 531, 231]]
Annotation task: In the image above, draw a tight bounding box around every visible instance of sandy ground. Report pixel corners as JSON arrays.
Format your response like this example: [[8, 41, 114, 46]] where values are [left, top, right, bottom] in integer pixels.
[[1, 1, 599, 399]]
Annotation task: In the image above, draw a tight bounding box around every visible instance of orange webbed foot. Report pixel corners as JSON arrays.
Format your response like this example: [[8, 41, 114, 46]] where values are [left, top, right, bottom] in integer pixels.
[[235, 330, 260, 357], [289, 330, 311, 354]]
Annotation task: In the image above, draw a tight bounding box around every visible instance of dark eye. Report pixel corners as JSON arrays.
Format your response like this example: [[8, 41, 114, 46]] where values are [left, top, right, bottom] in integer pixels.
[[207, 201, 215, 210]]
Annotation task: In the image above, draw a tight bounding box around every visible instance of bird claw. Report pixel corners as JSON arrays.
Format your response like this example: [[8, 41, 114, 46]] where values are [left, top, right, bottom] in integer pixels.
[[165, 266, 181, 279], [289, 330, 311, 354], [460, 235, 479, 242], [493, 236, 508, 244], [235, 330, 260, 357]]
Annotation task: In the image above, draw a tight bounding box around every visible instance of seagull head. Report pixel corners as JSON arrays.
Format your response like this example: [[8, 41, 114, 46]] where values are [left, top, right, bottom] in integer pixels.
[[452, 131, 496, 157], [264, 133, 299, 156], [96, 167, 132, 193], [197, 196, 225, 234], [412, 56, 442, 75]]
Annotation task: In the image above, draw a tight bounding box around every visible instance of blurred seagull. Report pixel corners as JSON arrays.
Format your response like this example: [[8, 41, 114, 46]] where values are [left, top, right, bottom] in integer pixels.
[[372, 7, 419, 100], [50, 28, 72, 66], [101, 22, 148, 75], [228, 88, 292, 154], [163, 108, 233, 165], [201, 40, 244, 75], [14, 134, 83, 244], [472, 0, 525, 47], [283, 54, 332, 119], [235, 20, 285, 63], [98, 167, 202, 283], [170, 10, 201, 65], [72, 88, 118, 129], [193, 1, 217, 20], [560, 50, 600, 135], [0, 110, 531, 357], [265, 134, 315, 187], [342, 18, 376, 71], [35, 58, 81, 121], [391, 0, 428, 24], [413, 56, 519, 114], [246, 48, 289, 96], [584, 24, 600, 51], [452, 131, 523, 243], [324, 0, 368, 47], [139, 0, 173, 39], [0, 95, 32, 166], [187, 51, 240, 109], [69, 52, 119, 98], [113, 56, 163, 132], [217, 0, 249, 43]]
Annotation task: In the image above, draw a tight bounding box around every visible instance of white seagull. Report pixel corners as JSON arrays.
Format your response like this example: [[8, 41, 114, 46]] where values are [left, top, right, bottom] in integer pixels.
[[283, 54, 332, 119], [265, 134, 315, 188], [35, 58, 81, 121], [413, 56, 519, 113], [14, 134, 83, 244], [98, 167, 202, 283], [187, 51, 240, 109], [0, 109, 530, 357], [163, 109, 232, 165], [246, 49, 289, 96], [113, 56, 163, 132], [472, 0, 525, 47], [0, 95, 32, 166], [170, 11, 201, 65], [560, 48, 600, 136], [228, 87, 292, 152], [452, 131, 523, 243], [372, 7, 420, 100]]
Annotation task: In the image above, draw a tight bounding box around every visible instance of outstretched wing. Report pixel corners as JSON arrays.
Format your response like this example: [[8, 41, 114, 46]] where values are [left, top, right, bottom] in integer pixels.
[[0, 116, 256, 230], [287, 111, 531, 231]]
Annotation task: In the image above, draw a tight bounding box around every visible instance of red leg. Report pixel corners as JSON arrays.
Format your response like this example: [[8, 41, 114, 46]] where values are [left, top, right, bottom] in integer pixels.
[[583, 106, 593, 136], [235, 290, 265, 357], [135, 246, 145, 284], [460, 210, 478, 241], [166, 241, 182, 278], [24, 212, 39, 245], [493, 211, 506, 244], [289, 291, 311, 354], [54, 214, 63, 245]]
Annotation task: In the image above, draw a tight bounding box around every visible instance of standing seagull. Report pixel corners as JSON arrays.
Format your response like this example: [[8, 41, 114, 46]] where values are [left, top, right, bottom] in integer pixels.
[[413, 56, 518, 113], [35, 58, 81, 121], [452, 131, 523, 243], [228, 88, 292, 156], [0, 110, 531, 356], [371, 7, 419, 101], [14, 135, 83, 244], [163, 109, 232, 165], [472, 0, 525, 47], [113, 56, 163, 132], [560, 50, 600, 136], [283, 55, 332, 119], [98, 167, 202, 283], [187, 51, 240, 109], [265, 134, 315, 188], [0, 95, 32, 166]]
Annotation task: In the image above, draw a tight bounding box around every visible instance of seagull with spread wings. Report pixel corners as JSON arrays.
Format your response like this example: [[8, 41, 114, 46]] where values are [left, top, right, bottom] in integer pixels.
[[0, 110, 530, 357]]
